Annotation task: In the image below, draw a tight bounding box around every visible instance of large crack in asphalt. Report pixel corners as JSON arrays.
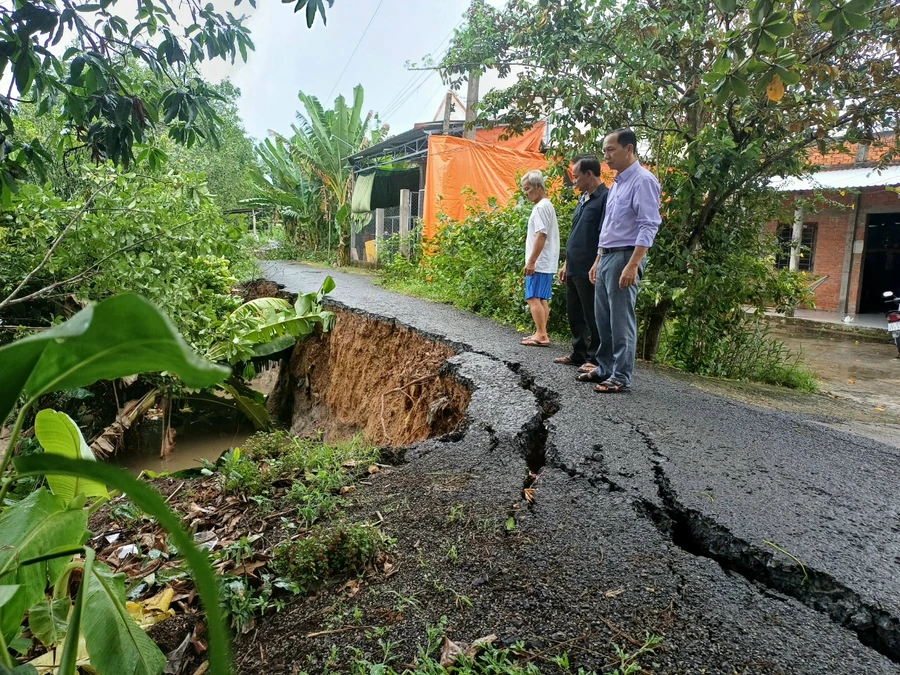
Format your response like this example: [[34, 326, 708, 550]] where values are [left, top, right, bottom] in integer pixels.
[[559, 412, 900, 664], [456, 350, 900, 664], [278, 284, 899, 666], [646, 459, 900, 664]]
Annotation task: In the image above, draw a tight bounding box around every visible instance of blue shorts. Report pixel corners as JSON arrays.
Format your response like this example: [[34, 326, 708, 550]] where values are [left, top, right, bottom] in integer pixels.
[[525, 272, 553, 300]]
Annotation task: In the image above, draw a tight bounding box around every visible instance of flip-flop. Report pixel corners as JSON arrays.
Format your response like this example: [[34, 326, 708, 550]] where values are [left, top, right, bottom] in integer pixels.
[[553, 356, 581, 365], [521, 338, 550, 347], [578, 362, 598, 373]]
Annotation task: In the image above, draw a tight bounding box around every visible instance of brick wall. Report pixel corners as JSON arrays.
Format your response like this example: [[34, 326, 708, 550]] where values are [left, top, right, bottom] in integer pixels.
[[806, 133, 896, 169], [774, 188, 900, 312]]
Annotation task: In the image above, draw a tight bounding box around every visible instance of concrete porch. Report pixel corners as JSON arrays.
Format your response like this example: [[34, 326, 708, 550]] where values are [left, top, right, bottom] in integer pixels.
[[764, 308, 890, 340]]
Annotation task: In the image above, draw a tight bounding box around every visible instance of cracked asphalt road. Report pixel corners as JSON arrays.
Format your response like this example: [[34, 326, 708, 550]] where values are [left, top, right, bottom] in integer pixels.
[[263, 261, 900, 672]]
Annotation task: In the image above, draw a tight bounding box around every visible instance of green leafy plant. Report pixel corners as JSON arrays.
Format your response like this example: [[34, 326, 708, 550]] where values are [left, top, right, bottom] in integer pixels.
[[0, 294, 232, 675], [0, 167, 256, 353], [206, 276, 337, 364], [272, 522, 385, 592], [243, 86, 387, 264]]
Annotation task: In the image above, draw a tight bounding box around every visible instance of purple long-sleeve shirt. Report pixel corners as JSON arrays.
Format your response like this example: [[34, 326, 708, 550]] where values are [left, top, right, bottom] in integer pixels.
[[597, 162, 662, 251]]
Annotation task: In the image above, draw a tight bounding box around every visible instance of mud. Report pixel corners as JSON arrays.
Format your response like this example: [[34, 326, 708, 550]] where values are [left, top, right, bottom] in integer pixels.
[[276, 309, 471, 446], [771, 327, 900, 416]]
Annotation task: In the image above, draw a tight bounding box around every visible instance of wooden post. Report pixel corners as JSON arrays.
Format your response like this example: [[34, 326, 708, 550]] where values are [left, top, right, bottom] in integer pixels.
[[375, 208, 385, 264], [442, 91, 453, 134], [399, 189, 411, 257], [251, 210, 258, 240]]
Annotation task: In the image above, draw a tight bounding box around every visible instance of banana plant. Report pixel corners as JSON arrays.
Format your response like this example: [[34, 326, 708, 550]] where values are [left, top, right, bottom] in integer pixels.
[[0, 295, 233, 675], [206, 275, 336, 365]]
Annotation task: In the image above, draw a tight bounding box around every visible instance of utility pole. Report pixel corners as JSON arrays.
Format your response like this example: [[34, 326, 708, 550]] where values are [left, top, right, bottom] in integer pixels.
[[463, 70, 479, 140], [463, 0, 483, 140], [442, 91, 453, 134]]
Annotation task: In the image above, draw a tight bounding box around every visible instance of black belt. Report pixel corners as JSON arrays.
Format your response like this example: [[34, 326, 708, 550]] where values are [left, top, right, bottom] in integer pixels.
[[599, 246, 635, 255]]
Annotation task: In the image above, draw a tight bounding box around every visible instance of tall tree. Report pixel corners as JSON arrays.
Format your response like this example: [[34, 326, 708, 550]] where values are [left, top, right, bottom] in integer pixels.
[[442, 0, 899, 364], [0, 0, 336, 203], [165, 80, 257, 213]]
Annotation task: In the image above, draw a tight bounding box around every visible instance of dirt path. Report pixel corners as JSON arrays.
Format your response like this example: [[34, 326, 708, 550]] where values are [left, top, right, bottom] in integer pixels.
[[258, 261, 900, 674]]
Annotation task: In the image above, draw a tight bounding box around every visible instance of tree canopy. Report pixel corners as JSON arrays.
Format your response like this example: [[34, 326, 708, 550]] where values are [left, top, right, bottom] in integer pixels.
[[442, 0, 899, 364], [0, 0, 336, 203]]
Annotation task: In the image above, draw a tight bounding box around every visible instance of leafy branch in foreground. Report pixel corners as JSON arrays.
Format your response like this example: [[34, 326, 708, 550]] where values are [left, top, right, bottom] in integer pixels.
[[0, 0, 337, 203], [0, 293, 231, 674]]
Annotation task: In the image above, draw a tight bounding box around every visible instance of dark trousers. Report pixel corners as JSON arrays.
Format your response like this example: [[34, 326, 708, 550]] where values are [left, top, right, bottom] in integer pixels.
[[566, 274, 600, 364]]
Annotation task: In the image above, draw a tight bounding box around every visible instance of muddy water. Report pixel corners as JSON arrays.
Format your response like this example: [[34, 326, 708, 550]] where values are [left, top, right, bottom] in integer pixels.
[[118, 425, 251, 475], [772, 328, 900, 414]]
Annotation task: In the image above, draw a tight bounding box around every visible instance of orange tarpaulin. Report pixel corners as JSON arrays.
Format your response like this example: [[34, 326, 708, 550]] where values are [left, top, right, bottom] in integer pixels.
[[474, 121, 546, 152], [423, 127, 548, 241]]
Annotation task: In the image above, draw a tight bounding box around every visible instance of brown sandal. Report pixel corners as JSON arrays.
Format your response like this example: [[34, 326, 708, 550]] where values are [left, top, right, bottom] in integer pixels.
[[578, 362, 597, 373], [594, 379, 629, 393], [575, 371, 604, 383]]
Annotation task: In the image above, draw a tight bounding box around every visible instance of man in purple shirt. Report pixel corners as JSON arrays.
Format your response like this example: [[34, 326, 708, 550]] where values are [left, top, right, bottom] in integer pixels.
[[576, 129, 661, 393]]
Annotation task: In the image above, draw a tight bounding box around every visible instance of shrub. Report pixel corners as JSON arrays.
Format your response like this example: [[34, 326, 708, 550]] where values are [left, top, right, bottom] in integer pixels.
[[0, 165, 257, 351], [272, 522, 384, 591], [382, 187, 576, 335], [658, 319, 818, 391], [241, 429, 298, 459]]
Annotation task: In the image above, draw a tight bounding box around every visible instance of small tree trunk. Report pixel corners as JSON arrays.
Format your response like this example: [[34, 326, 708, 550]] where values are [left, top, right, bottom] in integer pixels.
[[336, 225, 350, 266], [640, 298, 671, 361]]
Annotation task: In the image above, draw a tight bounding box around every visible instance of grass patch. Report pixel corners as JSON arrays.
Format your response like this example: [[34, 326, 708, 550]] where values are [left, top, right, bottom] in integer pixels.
[[212, 431, 380, 513], [331, 624, 663, 675]]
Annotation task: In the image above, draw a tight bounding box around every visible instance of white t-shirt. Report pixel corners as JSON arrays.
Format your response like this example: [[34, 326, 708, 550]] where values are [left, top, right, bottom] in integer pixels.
[[525, 197, 560, 274]]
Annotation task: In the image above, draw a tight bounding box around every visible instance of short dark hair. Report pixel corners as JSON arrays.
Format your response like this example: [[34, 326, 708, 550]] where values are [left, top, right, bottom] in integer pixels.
[[572, 154, 601, 177], [611, 128, 638, 154]]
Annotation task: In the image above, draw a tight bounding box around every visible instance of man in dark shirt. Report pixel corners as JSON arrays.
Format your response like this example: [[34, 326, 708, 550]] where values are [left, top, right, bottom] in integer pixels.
[[553, 155, 609, 369]]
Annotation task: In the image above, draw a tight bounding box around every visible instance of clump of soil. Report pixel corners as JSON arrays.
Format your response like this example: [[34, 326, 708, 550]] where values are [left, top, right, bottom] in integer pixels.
[[278, 309, 471, 446], [236, 278, 293, 303]]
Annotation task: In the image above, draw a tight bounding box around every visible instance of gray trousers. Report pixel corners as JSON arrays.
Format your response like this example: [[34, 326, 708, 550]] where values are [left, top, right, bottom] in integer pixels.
[[592, 251, 646, 387]]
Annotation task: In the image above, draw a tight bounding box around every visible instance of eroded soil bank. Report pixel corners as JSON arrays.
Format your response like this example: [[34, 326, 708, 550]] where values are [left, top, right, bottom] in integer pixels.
[[271, 308, 470, 447]]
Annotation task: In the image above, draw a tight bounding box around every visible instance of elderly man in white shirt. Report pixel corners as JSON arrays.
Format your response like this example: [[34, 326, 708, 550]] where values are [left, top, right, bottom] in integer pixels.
[[520, 170, 560, 347]]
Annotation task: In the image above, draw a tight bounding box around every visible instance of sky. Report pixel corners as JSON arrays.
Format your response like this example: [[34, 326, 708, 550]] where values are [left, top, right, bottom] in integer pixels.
[[202, 0, 508, 143]]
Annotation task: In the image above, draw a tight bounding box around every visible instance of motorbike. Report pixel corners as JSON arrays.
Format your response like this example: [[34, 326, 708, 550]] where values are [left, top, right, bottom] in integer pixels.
[[883, 290, 900, 356]]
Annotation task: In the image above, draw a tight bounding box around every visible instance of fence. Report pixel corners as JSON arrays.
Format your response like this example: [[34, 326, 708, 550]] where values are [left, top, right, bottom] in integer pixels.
[[350, 188, 424, 267]]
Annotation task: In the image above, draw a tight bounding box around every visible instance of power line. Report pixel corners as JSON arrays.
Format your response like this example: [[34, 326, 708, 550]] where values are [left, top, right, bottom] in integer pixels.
[[382, 70, 435, 121], [325, 0, 387, 102], [411, 80, 447, 122], [380, 19, 462, 123]]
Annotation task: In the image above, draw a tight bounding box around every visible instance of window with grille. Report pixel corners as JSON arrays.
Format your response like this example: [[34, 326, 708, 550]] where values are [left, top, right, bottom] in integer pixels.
[[775, 222, 817, 271]]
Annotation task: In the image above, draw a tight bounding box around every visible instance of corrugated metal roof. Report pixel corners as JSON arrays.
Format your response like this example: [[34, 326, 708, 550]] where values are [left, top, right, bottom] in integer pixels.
[[771, 165, 900, 192]]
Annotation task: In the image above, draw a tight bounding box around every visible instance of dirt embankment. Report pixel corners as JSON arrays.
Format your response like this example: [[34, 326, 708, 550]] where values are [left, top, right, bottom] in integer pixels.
[[272, 309, 471, 446]]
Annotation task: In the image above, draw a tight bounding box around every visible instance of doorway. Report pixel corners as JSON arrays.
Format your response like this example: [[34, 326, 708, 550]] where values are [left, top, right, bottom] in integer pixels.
[[859, 212, 900, 313]]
